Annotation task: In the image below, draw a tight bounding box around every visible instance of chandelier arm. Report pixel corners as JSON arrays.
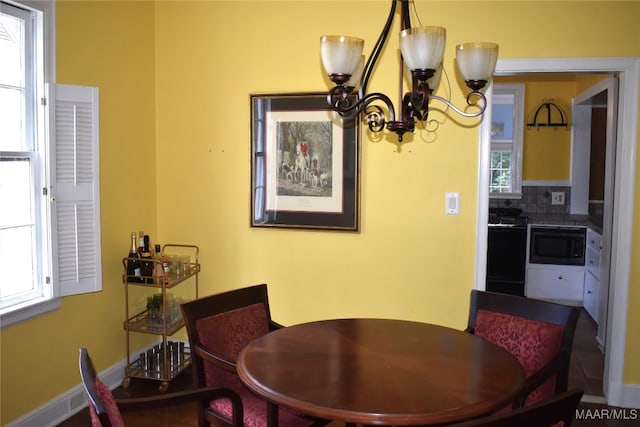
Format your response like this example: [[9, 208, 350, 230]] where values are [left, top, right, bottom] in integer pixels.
[[407, 80, 429, 120], [328, 86, 398, 123], [326, 87, 361, 119], [428, 92, 488, 118], [362, 92, 397, 122], [360, 0, 398, 97], [364, 105, 386, 133], [401, 0, 411, 30]]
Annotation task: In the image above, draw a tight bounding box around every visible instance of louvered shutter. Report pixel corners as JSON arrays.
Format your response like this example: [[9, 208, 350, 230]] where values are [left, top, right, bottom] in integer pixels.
[[51, 84, 102, 296]]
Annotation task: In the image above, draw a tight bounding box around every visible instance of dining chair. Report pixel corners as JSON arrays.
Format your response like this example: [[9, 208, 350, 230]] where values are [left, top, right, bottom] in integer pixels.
[[451, 389, 583, 427], [465, 290, 581, 409], [180, 284, 325, 427], [79, 348, 243, 427]]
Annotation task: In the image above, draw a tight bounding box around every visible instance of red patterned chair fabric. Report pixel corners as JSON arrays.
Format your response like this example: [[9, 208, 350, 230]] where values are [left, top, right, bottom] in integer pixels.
[[475, 309, 564, 406], [182, 284, 323, 427], [79, 347, 243, 427], [466, 290, 581, 411], [88, 377, 125, 427]]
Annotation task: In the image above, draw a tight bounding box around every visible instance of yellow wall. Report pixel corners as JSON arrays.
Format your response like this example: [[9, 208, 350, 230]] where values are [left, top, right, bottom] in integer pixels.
[[495, 75, 575, 181], [0, 0, 158, 422], [1, 1, 640, 424], [522, 81, 574, 181]]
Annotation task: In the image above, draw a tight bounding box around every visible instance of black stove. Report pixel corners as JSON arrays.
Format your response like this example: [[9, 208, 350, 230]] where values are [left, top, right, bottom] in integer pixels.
[[487, 207, 527, 296], [488, 207, 528, 227]]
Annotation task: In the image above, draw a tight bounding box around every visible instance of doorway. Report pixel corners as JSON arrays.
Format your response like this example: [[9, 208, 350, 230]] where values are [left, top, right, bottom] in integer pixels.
[[474, 57, 640, 407], [573, 76, 618, 351]]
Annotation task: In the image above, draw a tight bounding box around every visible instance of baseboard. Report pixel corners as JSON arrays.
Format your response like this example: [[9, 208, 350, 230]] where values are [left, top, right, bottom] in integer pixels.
[[620, 383, 640, 409], [5, 341, 186, 427], [582, 394, 608, 404]]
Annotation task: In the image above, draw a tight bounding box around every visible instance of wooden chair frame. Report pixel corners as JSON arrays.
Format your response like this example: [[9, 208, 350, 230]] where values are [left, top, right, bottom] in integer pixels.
[[451, 389, 584, 426], [181, 284, 282, 383], [180, 284, 285, 427], [466, 290, 581, 408], [79, 348, 243, 427]]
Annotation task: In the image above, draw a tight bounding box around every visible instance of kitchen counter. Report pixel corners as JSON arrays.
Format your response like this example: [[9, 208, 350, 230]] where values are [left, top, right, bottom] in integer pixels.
[[525, 213, 603, 234]]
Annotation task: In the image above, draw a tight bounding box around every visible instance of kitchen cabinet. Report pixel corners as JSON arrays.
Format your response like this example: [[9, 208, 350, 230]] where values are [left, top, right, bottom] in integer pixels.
[[525, 224, 586, 306], [526, 266, 584, 305], [583, 229, 602, 323]]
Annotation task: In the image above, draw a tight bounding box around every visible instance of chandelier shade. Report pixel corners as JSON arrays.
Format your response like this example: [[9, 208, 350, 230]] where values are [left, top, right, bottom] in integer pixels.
[[399, 26, 446, 72], [455, 42, 500, 83], [345, 55, 366, 88], [320, 36, 365, 80], [426, 63, 443, 91]]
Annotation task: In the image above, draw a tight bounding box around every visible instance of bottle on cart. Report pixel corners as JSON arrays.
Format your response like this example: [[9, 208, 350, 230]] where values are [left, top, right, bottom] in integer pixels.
[[162, 254, 171, 284], [126, 232, 143, 283], [153, 244, 166, 285], [141, 235, 154, 284], [137, 231, 145, 257]]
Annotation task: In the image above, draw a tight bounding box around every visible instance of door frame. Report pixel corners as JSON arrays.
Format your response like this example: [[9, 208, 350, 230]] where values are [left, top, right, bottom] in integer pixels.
[[572, 76, 618, 350], [474, 57, 640, 407]]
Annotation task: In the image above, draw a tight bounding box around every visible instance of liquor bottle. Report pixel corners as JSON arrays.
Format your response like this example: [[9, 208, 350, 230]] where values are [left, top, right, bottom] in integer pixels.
[[162, 254, 170, 284], [153, 244, 164, 284], [137, 231, 145, 257], [141, 234, 154, 284], [127, 232, 143, 283]]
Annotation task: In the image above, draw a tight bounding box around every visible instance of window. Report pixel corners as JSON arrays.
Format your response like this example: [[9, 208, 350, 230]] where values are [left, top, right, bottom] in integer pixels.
[[489, 83, 525, 197], [0, 0, 101, 327]]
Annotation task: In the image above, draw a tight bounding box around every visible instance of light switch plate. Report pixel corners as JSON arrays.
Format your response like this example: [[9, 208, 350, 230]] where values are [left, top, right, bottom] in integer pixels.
[[445, 192, 460, 214]]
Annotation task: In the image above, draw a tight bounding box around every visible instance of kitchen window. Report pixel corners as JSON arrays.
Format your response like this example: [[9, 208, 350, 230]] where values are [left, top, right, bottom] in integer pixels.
[[489, 83, 525, 198], [0, 0, 101, 327]]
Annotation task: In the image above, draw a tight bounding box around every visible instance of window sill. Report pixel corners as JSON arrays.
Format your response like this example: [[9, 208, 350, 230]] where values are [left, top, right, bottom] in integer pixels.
[[0, 297, 61, 329]]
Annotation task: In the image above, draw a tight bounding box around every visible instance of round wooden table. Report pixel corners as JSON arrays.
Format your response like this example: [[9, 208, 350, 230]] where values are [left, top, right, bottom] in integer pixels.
[[237, 318, 525, 425]]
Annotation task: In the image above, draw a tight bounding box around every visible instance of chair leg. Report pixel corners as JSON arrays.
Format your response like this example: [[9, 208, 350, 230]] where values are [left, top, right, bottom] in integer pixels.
[[267, 402, 279, 427]]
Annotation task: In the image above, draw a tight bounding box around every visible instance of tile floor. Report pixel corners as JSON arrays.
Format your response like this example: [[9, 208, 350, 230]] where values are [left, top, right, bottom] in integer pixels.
[[569, 309, 605, 397]]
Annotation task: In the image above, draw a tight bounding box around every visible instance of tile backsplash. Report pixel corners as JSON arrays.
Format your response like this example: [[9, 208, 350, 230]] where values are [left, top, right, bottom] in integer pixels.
[[489, 186, 605, 229], [489, 186, 572, 215]]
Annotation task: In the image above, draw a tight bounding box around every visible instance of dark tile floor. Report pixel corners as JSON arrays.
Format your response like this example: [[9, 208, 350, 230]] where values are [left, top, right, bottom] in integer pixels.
[[59, 309, 625, 427], [569, 309, 605, 397]]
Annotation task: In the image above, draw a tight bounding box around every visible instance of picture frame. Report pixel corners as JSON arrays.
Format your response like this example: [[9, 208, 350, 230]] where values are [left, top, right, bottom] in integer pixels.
[[250, 93, 360, 231]]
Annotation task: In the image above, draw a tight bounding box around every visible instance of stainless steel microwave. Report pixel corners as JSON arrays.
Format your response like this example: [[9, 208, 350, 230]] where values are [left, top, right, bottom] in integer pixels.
[[529, 226, 586, 266]]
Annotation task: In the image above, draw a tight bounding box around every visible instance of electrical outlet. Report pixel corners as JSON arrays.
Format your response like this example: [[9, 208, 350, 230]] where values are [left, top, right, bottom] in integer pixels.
[[551, 191, 565, 205]]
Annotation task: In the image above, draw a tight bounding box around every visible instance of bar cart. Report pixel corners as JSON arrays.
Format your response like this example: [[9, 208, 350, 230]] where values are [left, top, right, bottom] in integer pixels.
[[121, 244, 199, 392]]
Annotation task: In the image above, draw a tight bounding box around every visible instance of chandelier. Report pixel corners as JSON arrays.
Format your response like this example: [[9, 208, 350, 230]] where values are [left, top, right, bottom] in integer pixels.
[[320, 0, 499, 142]]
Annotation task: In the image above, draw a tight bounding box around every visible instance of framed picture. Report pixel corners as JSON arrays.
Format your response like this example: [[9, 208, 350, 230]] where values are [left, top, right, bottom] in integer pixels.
[[250, 93, 360, 231]]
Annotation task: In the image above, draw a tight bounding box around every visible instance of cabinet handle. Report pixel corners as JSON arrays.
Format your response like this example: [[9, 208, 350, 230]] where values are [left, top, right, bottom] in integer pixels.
[[587, 290, 592, 294], [558, 276, 563, 280]]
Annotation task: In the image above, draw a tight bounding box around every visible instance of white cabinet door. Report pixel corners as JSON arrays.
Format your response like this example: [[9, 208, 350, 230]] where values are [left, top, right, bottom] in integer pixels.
[[584, 272, 599, 322], [526, 267, 585, 304], [585, 246, 601, 279], [587, 228, 602, 251]]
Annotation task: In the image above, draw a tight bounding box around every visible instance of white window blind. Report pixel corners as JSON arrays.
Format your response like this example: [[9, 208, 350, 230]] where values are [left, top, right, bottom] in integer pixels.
[[52, 83, 102, 296]]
